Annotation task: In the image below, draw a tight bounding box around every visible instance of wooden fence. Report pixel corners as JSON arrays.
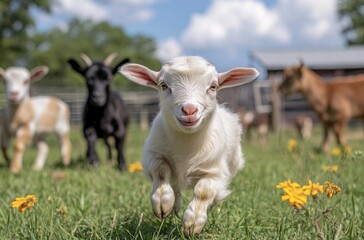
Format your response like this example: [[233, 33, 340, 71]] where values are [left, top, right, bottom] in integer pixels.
[[0, 87, 160, 130]]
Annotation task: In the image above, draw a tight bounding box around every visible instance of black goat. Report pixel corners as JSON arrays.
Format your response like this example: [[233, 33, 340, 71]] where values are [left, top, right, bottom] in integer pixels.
[[67, 53, 129, 171]]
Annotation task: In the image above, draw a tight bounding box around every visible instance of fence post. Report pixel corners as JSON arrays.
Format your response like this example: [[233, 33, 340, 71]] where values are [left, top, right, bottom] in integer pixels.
[[271, 77, 281, 132], [140, 106, 149, 130]]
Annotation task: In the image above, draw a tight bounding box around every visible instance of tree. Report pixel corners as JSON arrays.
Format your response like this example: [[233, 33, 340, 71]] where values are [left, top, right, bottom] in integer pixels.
[[338, 0, 364, 44], [29, 18, 161, 88], [0, 0, 52, 66]]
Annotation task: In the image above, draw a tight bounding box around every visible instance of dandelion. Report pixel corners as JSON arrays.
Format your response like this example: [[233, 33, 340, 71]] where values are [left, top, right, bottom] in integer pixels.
[[11, 194, 37, 213], [276, 179, 301, 190], [302, 180, 324, 196], [281, 187, 307, 209], [56, 205, 68, 215], [128, 161, 143, 173], [322, 165, 330, 171], [344, 146, 352, 155], [331, 147, 341, 157], [287, 139, 298, 152], [331, 165, 339, 172], [322, 165, 339, 172], [324, 181, 341, 198]]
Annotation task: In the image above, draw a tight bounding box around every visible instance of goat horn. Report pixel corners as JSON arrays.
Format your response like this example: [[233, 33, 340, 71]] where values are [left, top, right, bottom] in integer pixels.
[[104, 53, 118, 66], [80, 53, 93, 66]]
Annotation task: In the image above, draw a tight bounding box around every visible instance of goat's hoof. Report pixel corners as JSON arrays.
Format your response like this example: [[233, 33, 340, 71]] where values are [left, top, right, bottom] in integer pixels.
[[10, 166, 21, 174], [89, 160, 99, 167], [32, 166, 43, 171], [182, 209, 207, 236], [118, 164, 125, 171], [151, 184, 175, 219]]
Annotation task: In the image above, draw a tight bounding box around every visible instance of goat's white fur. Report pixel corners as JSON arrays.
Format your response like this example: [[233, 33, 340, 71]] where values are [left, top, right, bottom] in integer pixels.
[[0, 67, 71, 173], [119, 56, 259, 235]]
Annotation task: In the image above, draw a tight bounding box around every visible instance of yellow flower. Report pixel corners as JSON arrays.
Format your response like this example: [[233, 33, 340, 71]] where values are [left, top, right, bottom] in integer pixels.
[[331, 147, 341, 157], [287, 139, 298, 152], [324, 181, 341, 198], [11, 194, 37, 213], [281, 187, 307, 209], [276, 179, 301, 190], [344, 146, 352, 154], [322, 165, 330, 171], [322, 165, 339, 172], [302, 180, 324, 196], [331, 165, 339, 172], [128, 161, 143, 173]]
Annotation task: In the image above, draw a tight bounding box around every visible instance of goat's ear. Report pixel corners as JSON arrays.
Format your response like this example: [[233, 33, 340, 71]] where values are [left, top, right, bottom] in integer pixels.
[[298, 60, 305, 74], [67, 59, 84, 75], [30, 66, 49, 82], [218, 68, 259, 89], [112, 58, 130, 75], [119, 63, 159, 89]]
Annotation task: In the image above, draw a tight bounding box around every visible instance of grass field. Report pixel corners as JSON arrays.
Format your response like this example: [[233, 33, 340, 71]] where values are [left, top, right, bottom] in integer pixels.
[[0, 123, 363, 239]]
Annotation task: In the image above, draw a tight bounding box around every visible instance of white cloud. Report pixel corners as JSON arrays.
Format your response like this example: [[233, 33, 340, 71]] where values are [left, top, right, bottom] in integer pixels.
[[114, 0, 159, 6], [156, 38, 183, 61], [181, 0, 290, 50], [51, 0, 158, 26], [277, 0, 341, 45], [55, 0, 108, 21], [181, 0, 343, 51]]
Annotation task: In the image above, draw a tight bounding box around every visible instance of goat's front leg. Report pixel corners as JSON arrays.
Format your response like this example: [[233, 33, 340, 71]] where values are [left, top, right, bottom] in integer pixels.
[[11, 127, 32, 173], [149, 160, 175, 219], [104, 138, 112, 161], [333, 121, 346, 147], [84, 127, 99, 166], [114, 136, 126, 171], [183, 178, 227, 236]]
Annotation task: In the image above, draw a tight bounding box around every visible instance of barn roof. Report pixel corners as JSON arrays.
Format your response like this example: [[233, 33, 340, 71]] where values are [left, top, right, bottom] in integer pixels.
[[251, 46, 364, 71]]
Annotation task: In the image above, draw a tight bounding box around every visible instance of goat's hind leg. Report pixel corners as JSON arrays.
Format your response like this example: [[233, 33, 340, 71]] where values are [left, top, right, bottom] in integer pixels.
[[33, 139, 49, 170], [59, 132, 71, 166], [149, 160, 175, 219], [1, 131, 10, 165]]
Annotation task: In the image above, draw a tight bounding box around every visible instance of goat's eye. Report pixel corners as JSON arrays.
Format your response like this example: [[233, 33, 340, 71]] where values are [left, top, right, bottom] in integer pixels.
[[159, 82, 169, 91], [209, 83, 218, 92], [23, 79, 30, 85]]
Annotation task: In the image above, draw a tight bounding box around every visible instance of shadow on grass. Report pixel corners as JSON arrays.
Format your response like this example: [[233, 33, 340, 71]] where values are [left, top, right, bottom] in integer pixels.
[[70, 211, 185, 239]]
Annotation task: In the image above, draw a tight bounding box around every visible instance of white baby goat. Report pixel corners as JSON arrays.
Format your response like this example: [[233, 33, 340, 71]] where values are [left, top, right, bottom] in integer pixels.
[[119, 56, 259, 235], [0, 67, 71, 173]]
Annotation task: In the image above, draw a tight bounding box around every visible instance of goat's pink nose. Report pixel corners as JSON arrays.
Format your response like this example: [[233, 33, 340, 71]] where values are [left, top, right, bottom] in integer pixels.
[[182, 104, 198, 115], [10, 91, 18, 98]]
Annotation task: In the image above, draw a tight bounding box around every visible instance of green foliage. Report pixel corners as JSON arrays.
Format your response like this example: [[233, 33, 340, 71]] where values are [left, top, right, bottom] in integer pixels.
[[0, 0, 52, 67], [0, 124, 363, 239], [0, 3, 161, 89], [338, 0, 364, 44], [28, 18, 162, 88]]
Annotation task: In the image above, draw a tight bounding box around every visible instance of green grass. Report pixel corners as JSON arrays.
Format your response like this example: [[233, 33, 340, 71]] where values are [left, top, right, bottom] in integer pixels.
[[0, 123, 363, 239]]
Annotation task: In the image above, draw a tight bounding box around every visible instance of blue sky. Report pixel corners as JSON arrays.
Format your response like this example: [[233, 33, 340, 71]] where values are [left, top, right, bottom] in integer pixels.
[[33, 0, 345, 71]]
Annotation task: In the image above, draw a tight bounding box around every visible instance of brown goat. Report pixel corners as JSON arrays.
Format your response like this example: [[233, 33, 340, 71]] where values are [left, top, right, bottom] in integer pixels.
[[279, 63, 364, 152], [236, 108, 270, 142]]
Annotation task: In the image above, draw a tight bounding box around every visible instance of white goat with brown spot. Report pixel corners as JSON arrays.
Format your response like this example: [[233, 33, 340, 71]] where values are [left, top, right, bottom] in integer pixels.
[[0, 67, 71, 173], [119, 56, 259, 236]]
